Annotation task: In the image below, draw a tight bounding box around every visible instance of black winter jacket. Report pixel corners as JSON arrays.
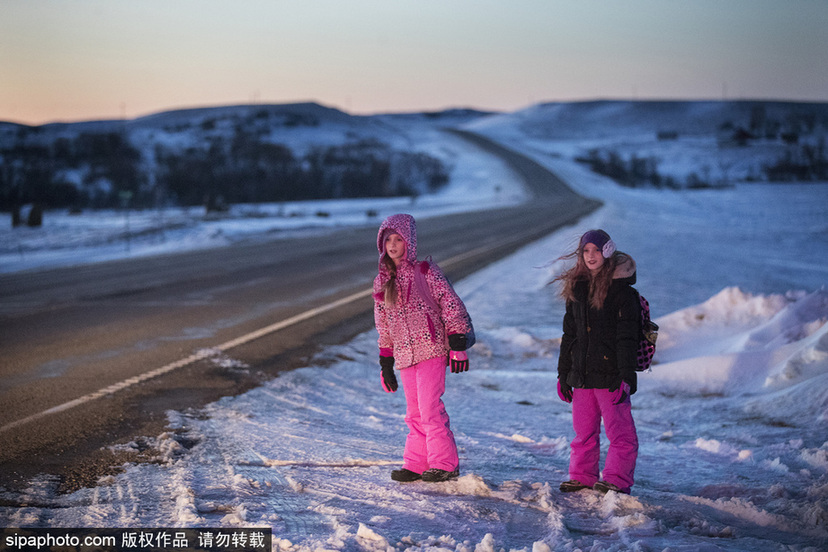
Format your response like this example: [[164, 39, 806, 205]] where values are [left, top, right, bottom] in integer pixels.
[[557, 255, 640, 394]]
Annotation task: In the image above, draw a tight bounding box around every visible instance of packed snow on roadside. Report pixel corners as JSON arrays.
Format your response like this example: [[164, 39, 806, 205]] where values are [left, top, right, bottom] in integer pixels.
[[2, 128, 827, 550]]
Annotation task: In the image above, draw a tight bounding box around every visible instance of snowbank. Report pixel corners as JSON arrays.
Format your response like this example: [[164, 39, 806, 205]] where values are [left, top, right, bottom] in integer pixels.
[[648, 287, 828, 400]]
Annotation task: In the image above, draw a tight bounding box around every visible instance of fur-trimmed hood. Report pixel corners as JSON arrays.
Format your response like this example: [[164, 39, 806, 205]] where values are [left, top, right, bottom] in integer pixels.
[[613, 253, 637, 284]]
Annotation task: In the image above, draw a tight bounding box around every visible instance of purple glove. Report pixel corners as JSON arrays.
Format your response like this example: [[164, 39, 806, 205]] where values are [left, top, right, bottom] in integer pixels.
[[380, 356, 397, 393], [449, 350, 469, 373], [610, 381, 630, 405], [557, 380, 572, 403]]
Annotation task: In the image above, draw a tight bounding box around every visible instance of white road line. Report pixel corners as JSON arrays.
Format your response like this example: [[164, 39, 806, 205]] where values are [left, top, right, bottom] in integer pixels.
[[0, 243, 507, 434], [0, 287, 374, 434]]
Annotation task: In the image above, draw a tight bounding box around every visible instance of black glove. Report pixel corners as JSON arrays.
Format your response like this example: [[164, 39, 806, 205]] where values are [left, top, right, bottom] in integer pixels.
[[448, 333, 467, 351], [380, 356, 397, 393], [557, 379, 573, 403], [608, 381, 630, 405], [449, 350, 469, 373]]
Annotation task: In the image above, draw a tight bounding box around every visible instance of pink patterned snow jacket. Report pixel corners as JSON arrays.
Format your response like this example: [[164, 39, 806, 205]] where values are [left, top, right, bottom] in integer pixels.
[[373, 214, 472, 370]]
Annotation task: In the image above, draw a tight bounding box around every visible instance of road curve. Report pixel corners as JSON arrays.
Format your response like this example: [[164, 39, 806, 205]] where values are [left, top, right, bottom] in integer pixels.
[[0, 130, 601, 493]]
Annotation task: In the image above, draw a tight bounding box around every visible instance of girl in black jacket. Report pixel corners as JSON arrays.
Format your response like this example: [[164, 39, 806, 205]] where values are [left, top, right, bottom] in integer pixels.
[[554, 229, 640, 494]]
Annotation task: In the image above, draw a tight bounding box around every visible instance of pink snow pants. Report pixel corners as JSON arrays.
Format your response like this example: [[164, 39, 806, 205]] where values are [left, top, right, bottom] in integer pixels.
[[399, 356, 459, 473], [569, 388, 638, 492]]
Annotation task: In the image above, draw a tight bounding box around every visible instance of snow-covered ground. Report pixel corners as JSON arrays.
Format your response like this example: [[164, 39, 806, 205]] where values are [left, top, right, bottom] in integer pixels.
[[2, 121, 828, 550]]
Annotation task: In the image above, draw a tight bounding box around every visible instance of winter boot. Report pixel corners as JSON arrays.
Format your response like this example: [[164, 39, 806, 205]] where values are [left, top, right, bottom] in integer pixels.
[[421, 468, 459, 482], [593, 480, 630, 494], [391, 468, 422, 482], [559, 479, 591, 492]]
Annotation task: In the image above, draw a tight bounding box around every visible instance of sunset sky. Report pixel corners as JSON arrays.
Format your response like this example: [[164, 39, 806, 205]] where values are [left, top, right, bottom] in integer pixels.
[[2, 0, 827, 125]]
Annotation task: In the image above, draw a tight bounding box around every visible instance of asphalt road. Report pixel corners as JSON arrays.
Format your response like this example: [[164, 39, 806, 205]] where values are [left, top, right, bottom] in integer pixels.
[[0, 130, 601, 494]]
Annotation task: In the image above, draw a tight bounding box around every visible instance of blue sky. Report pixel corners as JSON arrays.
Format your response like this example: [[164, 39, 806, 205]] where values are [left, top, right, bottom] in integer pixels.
[[2, 0, 826, 125]]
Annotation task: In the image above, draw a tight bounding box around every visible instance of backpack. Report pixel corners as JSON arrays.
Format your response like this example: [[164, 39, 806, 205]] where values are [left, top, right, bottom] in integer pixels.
[[636, 292, 658, 371], [413, 259, 476, 348]]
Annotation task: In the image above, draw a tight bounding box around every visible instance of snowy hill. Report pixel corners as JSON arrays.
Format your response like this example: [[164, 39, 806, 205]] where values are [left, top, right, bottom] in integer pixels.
[[0, 102, 498, 217], [467, 100, 828, 139], [125, 102, 405, 156], [0, 101, 491, 154], [0, 119, 527, 274], [467, 100, 828, 186]]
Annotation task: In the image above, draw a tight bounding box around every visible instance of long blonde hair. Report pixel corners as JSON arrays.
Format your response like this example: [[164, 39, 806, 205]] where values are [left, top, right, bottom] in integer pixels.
[[381, 254, 399, 306], [553, 247, 629, 309]]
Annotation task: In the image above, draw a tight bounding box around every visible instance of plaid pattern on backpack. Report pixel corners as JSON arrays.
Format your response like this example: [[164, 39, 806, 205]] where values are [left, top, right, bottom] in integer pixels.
[[636, 292, 658, 371]]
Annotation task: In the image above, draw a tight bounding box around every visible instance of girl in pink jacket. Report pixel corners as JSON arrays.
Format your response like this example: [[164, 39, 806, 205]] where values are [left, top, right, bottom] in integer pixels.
[[373, 213, 473, 483]]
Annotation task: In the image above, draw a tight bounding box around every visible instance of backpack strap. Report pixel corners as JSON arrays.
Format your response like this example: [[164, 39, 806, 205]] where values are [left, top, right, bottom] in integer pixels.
[[415, 257, 477, 348], [414, 258, 442, 314]]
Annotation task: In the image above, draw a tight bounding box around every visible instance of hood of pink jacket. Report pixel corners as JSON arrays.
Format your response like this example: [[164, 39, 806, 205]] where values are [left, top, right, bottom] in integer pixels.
[[377, 213, 418, 269]]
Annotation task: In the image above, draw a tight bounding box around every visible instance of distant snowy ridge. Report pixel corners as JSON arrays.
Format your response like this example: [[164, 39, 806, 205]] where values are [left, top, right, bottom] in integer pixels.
[[467, 99, 828, 186], [0, 101, 503, 220], [469, 99, 828, 139]]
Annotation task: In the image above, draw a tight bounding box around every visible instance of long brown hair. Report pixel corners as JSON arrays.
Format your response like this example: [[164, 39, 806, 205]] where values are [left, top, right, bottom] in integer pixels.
[[381, 254, 399, 305], [552, 247, 628, 309]]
